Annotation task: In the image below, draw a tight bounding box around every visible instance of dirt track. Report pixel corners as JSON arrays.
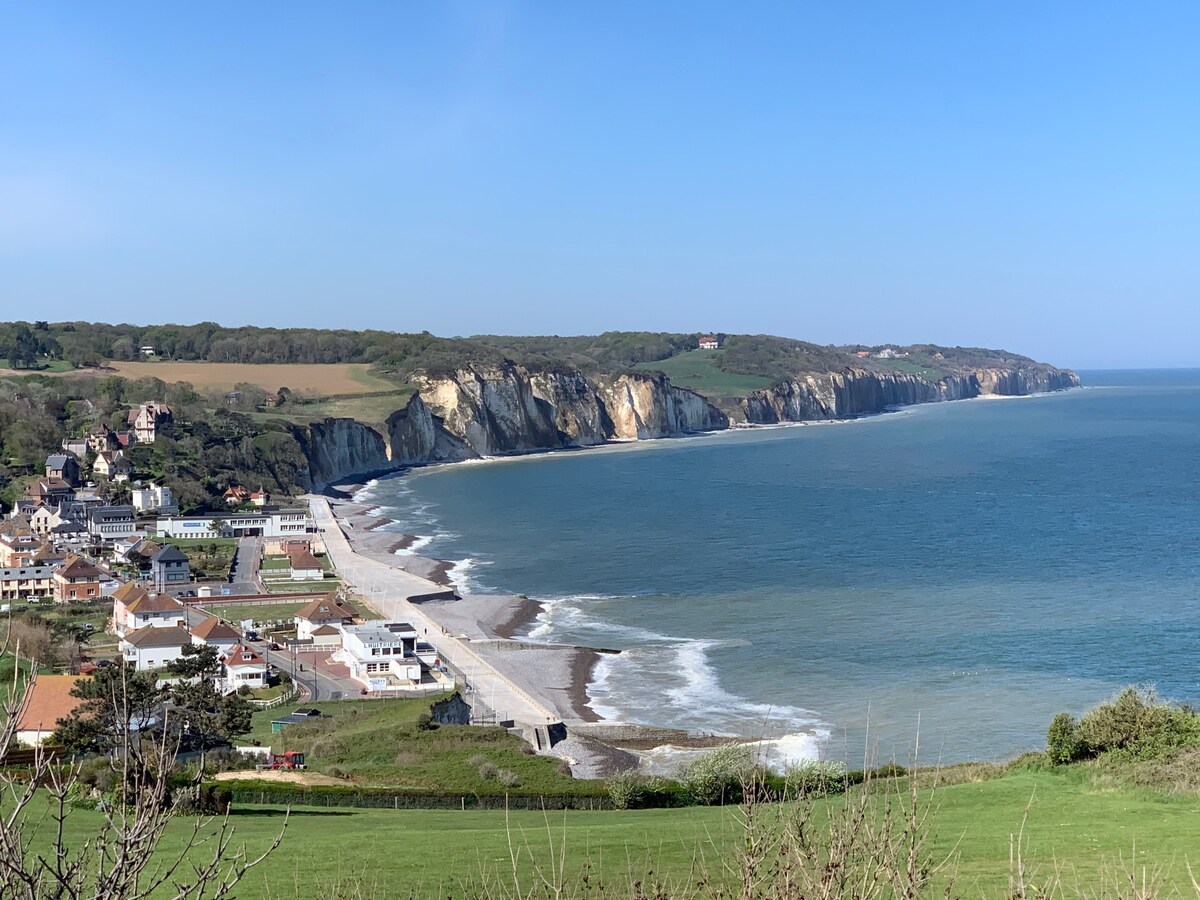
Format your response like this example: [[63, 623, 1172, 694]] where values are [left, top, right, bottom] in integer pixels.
[[214, 769, 347, 786]]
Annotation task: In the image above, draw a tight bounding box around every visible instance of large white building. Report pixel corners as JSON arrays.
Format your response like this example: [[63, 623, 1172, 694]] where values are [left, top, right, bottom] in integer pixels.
[[155, 509, 310, 539], [333, 622, 421, 690], [131, 483, 178, 515]]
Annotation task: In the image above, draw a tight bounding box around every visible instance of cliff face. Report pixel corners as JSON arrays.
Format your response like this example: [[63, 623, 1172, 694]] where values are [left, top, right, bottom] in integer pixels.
[[293, 360, 1079, 483], [290, 418, 393, 490], [599, 372, 728, 439], [386, 394, 473, 465], [404, 364, 726, 459], [740, 366, 1081, 423]]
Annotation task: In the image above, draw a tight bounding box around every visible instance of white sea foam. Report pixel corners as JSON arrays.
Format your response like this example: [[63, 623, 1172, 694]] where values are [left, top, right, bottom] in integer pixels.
[[394, 535, 434, 557], [446, 557, 493, 594], [351, 478, 380, 504], [527, 594, 829, 766]]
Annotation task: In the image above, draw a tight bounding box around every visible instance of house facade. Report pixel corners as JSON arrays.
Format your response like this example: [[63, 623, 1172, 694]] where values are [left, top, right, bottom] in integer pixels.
[[150, 545, 190, 590], [128, 401, 172, 445], [131, 483, 177, 514], [698, 335, 720, 350], [294, 595, 359, 642], [334, 622, 421, 689], [120, 625, 191, 670], [45, 454, 81, 487], [87, 506, 136, 542], [288, 549, 324, 581], [191, 615, 240, 656], [13, 675, 85, 747], [114, 588, 185, 637], [0, 566, 54, 602], [52, 556, 103, 602], [218, 643, 269, 694]]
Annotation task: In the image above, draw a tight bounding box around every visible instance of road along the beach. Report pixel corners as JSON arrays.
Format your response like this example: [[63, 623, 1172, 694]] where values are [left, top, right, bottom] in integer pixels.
[[306, 497, 567, 740]]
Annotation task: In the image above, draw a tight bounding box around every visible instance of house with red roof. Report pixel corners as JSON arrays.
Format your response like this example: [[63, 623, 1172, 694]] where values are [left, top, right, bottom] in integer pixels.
[[13, 674, 86, 747], [218, 643, 269, 694]]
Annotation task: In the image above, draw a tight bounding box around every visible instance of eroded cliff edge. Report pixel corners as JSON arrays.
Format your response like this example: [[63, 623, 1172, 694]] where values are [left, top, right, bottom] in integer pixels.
[[293, 361, 1080, 489]]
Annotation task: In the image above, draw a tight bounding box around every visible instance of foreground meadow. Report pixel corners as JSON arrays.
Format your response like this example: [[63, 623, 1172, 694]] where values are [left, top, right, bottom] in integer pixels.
[[21, 766, 1200, 898]]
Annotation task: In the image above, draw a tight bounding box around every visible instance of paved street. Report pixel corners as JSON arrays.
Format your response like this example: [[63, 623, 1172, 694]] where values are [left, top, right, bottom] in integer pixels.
[[228, 536, 263, 594], [307, 496, 562, 729]]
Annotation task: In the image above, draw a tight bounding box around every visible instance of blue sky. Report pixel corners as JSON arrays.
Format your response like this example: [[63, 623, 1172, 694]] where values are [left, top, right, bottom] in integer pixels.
[[2, 3, 1197, 367]]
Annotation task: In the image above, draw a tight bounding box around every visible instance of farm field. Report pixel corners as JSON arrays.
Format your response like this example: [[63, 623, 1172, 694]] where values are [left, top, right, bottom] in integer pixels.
[[633, 349, 775, 402], [90, 361, 400, 394], [21, 768, 1200, 897]]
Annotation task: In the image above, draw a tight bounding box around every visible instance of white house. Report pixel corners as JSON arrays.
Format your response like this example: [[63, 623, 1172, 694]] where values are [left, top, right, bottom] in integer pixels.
[[334, 622, 421, 690], [698, 334, 720, 350], [288, 549, 324, 581], [113, 584, 184, 638], [218, 643, 269, 694], [120, 625, 192, 671], [131, 483, 178, 515], [294, 595, 358, 642], [191, 615, 241, 655]]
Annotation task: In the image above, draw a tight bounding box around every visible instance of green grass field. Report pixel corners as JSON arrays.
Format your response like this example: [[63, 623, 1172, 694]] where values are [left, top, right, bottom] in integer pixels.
[[239, 387, 414, 427], [195, 601, 310, 626], [0, 358, 74, 374], [874, 356, 946, 381], [262, 578, 341, 594], [240, 697, 593, 795], [19, 767, 1200, 897], [633, 349, 775, 402]]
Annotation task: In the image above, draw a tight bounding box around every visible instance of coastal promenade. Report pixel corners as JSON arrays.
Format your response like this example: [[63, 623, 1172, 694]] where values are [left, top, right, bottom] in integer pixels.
[[305, 496, 563, 736]]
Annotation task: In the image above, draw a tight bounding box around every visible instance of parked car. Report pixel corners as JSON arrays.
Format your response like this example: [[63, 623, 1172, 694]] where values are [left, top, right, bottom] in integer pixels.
[[269, 642, 281, 651]]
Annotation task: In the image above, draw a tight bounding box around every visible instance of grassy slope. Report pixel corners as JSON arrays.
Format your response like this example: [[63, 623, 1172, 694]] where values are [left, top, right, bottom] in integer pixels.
[[632, 349, 775, 402], [241, 698, 595, 795], [24, 768, 1200, 896]]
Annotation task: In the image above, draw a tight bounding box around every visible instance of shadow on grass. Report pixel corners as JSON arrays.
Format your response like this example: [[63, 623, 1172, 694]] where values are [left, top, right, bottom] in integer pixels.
[[230, 808, 354, 818]]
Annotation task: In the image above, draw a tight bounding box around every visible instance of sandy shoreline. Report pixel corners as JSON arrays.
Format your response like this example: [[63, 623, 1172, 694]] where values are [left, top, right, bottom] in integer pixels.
[[328, 497, 603, 725]]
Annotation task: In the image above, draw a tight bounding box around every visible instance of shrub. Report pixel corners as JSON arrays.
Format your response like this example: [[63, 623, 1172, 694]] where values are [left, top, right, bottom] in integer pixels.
[[496, 769, 520, 788], [785, 758, 849, 794], [1076, 685, 1196, 759], [467, 753, 489, 768], [1047, 712, 1084, 764], [416, 713, 438, 732], [477, 761, 498, 780], [872, 763, 907, 779], [607, 769, 670, 810], [679, 744, 755, 806]]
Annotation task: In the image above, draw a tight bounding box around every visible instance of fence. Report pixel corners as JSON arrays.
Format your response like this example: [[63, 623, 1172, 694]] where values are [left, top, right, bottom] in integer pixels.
[[247, 684, 299, 710]]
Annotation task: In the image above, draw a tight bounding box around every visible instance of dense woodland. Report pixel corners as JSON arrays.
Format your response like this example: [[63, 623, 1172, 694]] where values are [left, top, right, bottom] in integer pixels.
[[0, 320, 1048, 381]]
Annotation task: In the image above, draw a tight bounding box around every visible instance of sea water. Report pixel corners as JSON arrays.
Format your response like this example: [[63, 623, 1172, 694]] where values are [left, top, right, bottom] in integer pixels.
[[362, 370, 1200, 766]]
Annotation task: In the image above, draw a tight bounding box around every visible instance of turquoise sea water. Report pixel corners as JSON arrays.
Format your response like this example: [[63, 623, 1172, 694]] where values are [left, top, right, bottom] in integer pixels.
[[363, 370, 1200, 765]]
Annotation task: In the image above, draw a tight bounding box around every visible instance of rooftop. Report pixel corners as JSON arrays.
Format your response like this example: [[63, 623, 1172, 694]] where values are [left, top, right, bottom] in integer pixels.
[[122, 624, 191, 649], [125, 592, 185, 615], [14, 675, 86, 734], [296, 595, 358, 623]]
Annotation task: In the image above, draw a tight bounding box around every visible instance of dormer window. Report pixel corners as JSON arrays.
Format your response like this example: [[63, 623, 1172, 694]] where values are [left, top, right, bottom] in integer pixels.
[[242, 653, 253, 661]]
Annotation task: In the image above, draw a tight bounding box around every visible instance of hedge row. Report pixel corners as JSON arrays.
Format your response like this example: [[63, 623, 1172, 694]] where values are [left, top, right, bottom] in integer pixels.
[[215, 780, 613, 811]]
